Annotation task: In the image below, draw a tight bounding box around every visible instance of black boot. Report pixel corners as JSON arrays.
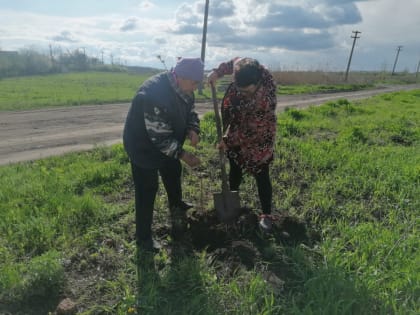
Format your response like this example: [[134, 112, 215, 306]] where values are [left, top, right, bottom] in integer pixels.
[[137, 237, 161, 253], [170, 202, 193, 239], [170, 200, 194, 212]]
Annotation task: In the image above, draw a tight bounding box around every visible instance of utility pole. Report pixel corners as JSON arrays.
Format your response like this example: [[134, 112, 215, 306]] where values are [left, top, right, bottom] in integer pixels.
[[80, 47, 86, 66], [49, 44, 54, 64], [416, 59, 420, 79], [344, 30, 361, 82], [198, 0, 209, 94], [391, 46, 403, 75]]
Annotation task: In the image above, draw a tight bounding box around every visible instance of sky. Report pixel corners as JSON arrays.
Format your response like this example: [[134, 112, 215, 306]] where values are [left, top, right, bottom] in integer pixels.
[[1, 0, 419, 72]]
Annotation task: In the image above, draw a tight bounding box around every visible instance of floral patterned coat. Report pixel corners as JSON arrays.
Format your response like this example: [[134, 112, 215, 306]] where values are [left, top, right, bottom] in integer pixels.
[[214, 58, 277, 174]]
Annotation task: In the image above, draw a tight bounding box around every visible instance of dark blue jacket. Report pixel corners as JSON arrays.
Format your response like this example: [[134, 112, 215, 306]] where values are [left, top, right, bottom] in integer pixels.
[[123, 72, 199, 168]]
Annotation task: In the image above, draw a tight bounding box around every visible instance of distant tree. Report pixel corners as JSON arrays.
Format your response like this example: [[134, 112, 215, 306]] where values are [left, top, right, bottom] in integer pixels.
[[20, 49, 52, 75], [57, 49, 88, 71], [1, 52, 19, 77], [0, 47, 129, 78]]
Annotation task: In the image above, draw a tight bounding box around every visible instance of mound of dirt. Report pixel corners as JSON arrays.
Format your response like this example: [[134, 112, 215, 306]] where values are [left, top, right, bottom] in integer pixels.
[[188, 207, 310, 246], [152, 207, 314, 277]]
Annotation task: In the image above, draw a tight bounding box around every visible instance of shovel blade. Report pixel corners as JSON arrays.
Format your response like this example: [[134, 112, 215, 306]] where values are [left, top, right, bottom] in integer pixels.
[[213, 191, 241, 223]]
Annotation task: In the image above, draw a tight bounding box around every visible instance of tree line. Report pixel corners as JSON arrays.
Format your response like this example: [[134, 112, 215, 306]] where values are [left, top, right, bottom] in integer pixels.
[[0, 48, 124, 78]]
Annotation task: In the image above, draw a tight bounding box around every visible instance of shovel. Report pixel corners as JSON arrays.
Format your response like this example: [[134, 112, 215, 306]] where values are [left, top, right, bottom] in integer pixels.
[[210, 83, 241, 223]]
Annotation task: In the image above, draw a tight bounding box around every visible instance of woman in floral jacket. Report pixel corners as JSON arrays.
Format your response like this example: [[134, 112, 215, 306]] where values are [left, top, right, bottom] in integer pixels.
[[208, 57, 277, 231]]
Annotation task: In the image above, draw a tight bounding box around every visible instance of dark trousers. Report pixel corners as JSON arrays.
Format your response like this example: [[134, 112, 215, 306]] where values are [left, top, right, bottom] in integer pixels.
[[228, 158, 272, 214], [130, 159, 183, 242]]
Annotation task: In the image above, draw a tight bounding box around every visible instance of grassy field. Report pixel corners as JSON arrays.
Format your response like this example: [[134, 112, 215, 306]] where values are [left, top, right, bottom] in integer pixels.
[[0, 71, 392, 111], [0, 88, 419, 314], [0, 72, 147, 111]]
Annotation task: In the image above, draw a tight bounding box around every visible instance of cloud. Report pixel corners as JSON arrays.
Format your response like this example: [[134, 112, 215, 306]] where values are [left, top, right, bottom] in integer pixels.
[[1, 0, 419, 71], [318, 2, 362, 25], [138, 1, 156, 11], [201, 0, 363, 54], [207, 20, 236, 36], [203, 1, 346, 53], [246, 2, 362, 29], [210, 28, 334, 51], [253, 5, 331, 29], [49, 31, 77, 43], [120, 18, 138, 31], [258, 29, 335, 50], [172, 3, 201, 32], [172, 23, 202, 35], [154, 37, 167, 45], [209, 0, 236, 18]]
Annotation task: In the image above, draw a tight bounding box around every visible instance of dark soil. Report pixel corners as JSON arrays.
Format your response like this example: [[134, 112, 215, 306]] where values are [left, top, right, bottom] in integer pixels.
[[153, 207, 314, 278], [186, 207, 310, 249], [0, 207, 316, 315]]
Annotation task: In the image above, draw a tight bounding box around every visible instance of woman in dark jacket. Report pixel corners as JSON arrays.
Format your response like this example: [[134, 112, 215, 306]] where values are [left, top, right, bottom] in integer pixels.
[[208, 57, 277, 232], [123, 57, 204, 251]]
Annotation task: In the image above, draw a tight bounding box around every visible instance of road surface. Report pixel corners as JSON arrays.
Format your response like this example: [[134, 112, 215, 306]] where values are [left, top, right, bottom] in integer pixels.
[[1, 84, 419, 165]]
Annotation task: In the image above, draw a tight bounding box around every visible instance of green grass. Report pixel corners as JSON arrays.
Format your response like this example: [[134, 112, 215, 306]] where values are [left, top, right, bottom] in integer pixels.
[[277, 83, 374, 95], [0, 90, 419, 314], [0, 71, 385, 111], [0, 72, 149, 111]]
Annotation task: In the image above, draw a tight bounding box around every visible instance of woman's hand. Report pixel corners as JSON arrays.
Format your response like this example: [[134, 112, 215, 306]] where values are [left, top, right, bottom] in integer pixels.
[[216, 139, 227, 151], [207, 70, 219, 86], [180, 151, 201, 168], [187, 130, 199, 147]]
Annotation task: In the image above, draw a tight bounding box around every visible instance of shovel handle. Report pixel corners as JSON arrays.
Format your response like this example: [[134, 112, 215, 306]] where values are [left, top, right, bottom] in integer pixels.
[[210, 83, 223, 143], [210, 83, 229, 192]]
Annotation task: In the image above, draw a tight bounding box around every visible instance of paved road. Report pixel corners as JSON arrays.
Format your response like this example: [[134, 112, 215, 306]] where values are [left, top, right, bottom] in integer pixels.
[[1, 84, 419, 165]]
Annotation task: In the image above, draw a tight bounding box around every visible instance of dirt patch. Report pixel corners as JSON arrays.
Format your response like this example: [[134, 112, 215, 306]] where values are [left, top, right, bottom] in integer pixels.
[[188, 208, 310, 246], [151, 207, 313, 277]]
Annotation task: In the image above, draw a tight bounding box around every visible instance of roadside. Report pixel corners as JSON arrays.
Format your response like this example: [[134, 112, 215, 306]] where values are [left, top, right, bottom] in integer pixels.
[[1, 84, 419, 166]]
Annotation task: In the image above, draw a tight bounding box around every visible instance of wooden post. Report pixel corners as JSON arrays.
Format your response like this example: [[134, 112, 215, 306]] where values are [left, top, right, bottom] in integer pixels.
[[391, 46, 403, 76], [344, 31, 361, 82], [198, 0, 209, 95]]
